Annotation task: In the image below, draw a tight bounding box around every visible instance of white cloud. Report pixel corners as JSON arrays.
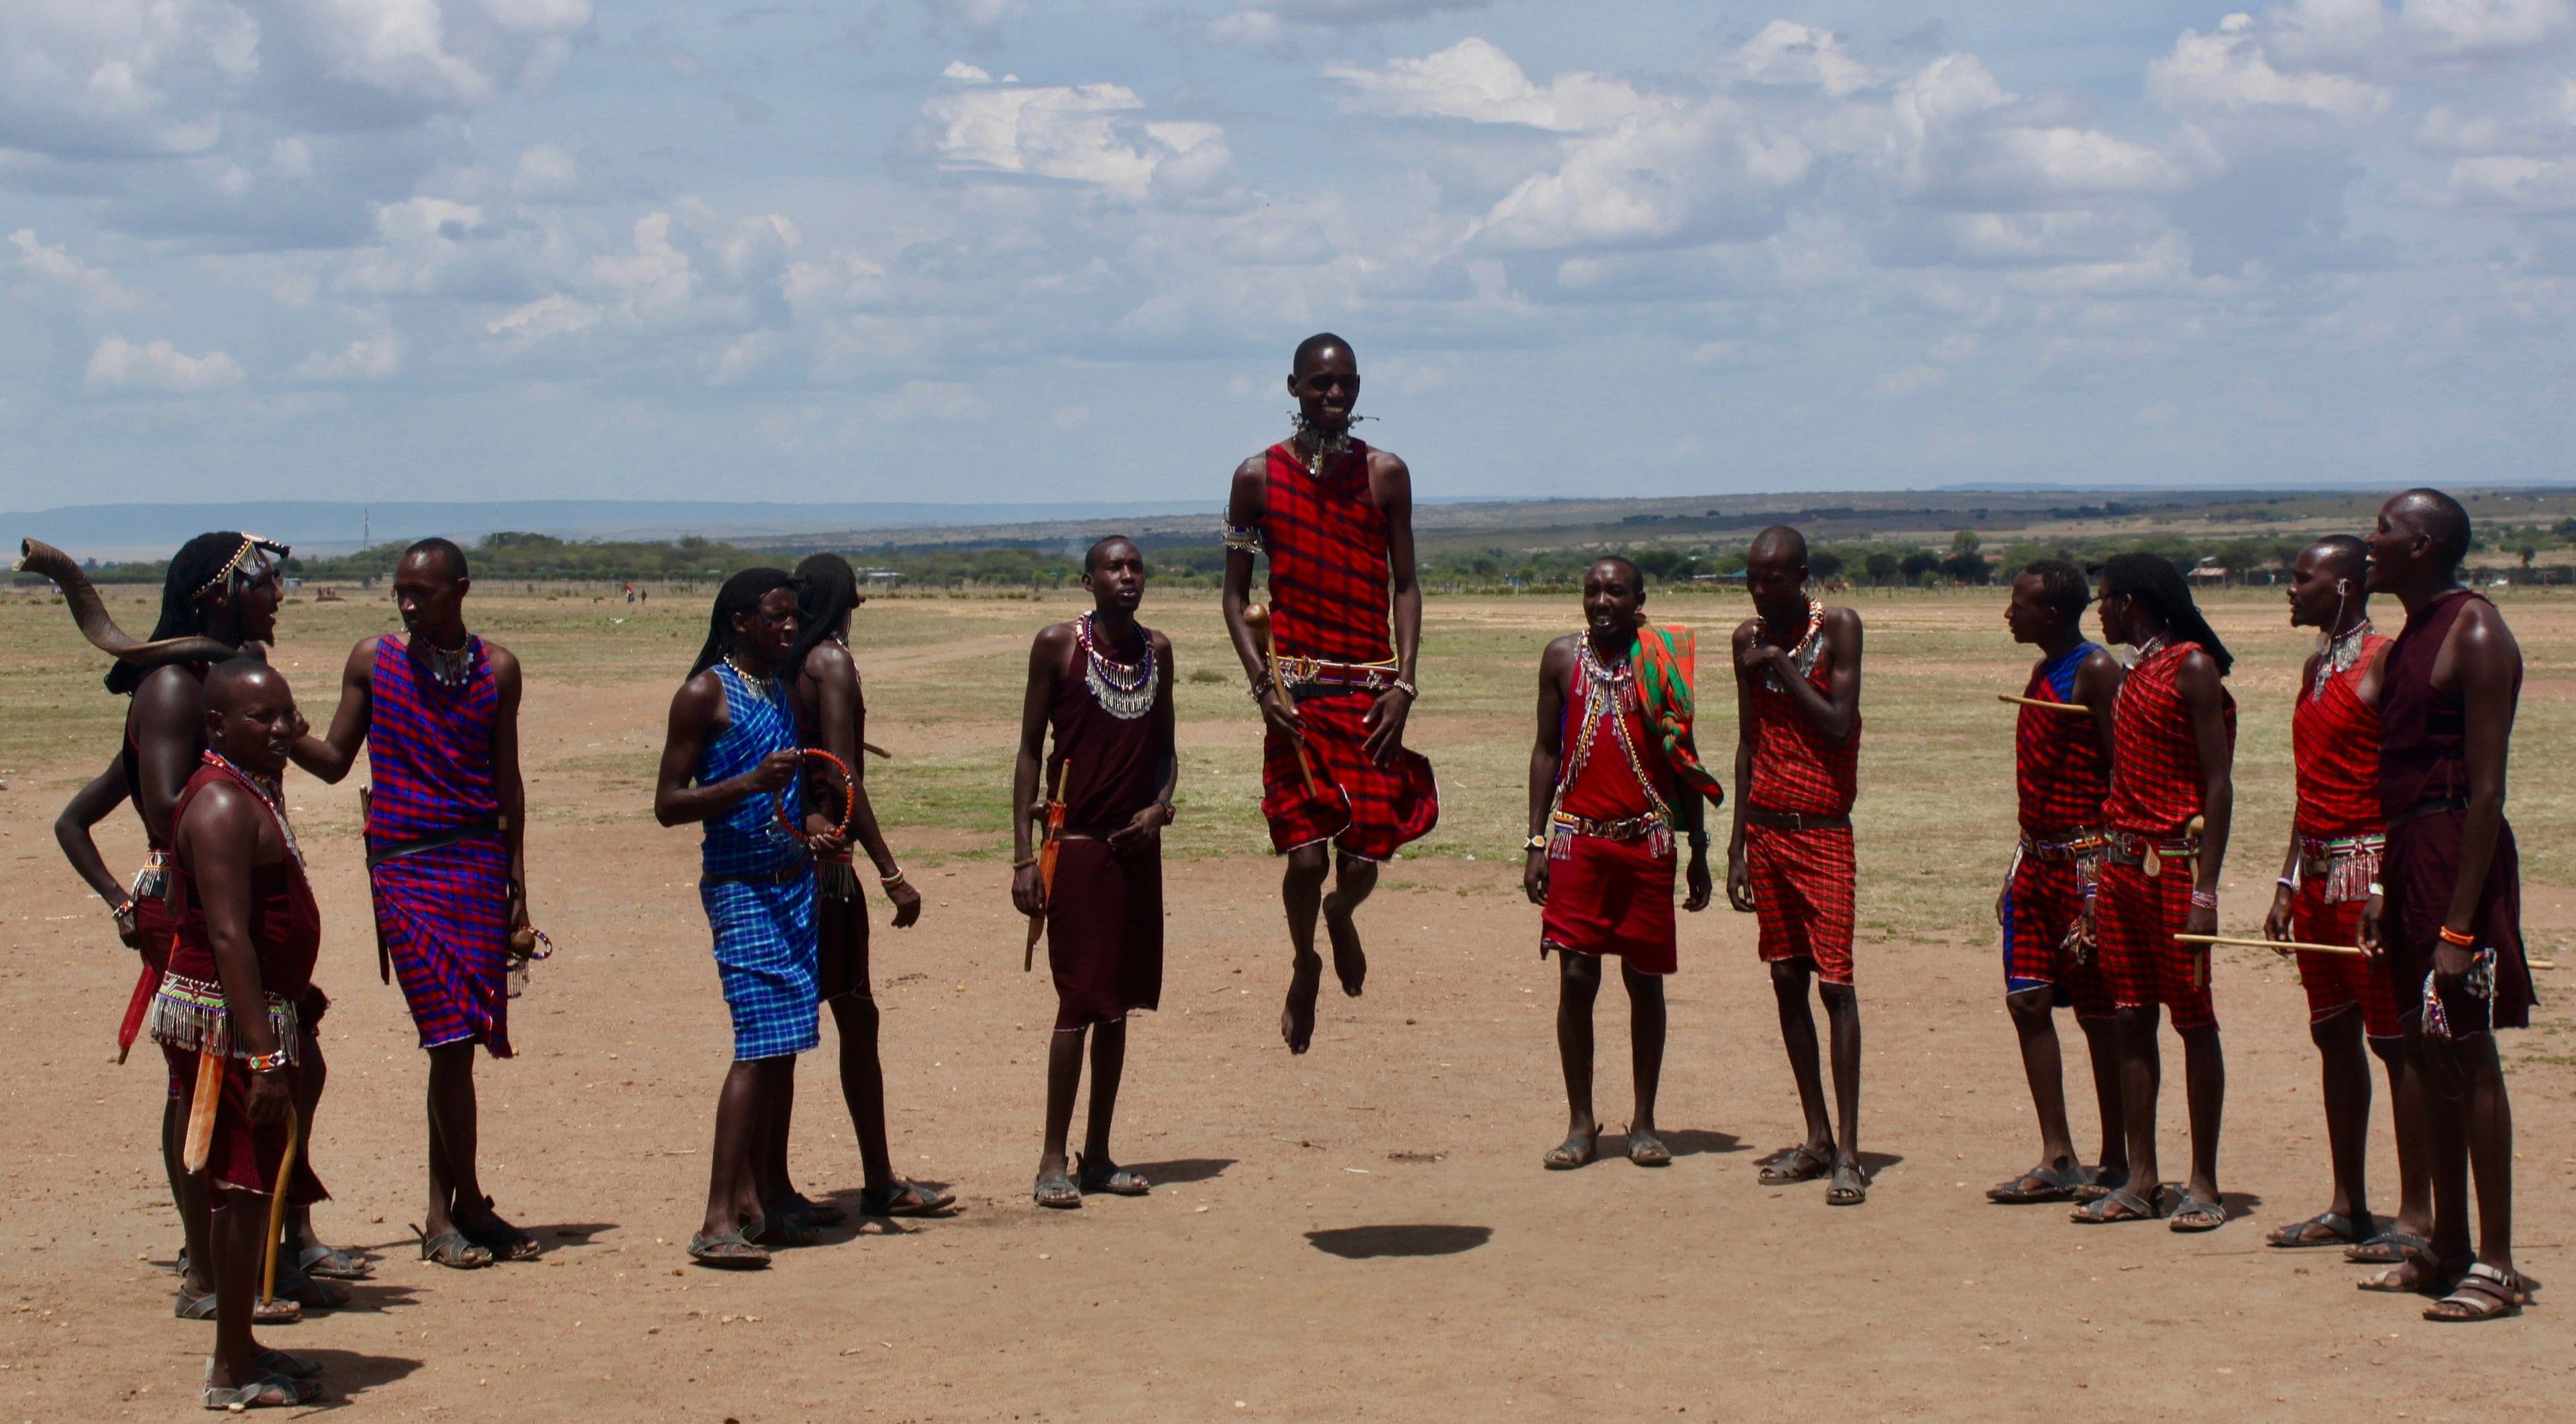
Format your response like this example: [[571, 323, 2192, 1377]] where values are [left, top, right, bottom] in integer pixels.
[[486, 293, 600, 346], [1725, 21, 1876, 97], [1327, 38, 1644, 131], [922, 81, 1233, 197], [2149, 14, 2394, 116], [2441, 152, 2576, 209], [85, 333, 244, 391], [511, 143, 579, 198], [921, 0, 1030, 36], [2402, 0, 2571, 55], [294, 313, 399, 380], [869, 379, 984, 421], [941, 60, 992, 82], [9, 228, 152, 311], [1874, 364, 1949, 396]]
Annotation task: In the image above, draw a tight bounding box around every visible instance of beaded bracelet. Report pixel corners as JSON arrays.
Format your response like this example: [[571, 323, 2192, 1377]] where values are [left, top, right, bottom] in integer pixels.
[[1523, 834, 1548, 853], [2275, 875, 2296, 892], [1011, 857, 1037, 870], [880, 867, 909, 889], [1391, 678, 1419, 698], [2438, 925, 2477, 948], [246, 1048, 290, 1074], [2190, 889, 2218, 910]]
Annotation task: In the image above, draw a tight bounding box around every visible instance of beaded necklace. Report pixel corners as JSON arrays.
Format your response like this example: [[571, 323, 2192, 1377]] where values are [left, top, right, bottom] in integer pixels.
[[1292, 419, 1355, 479], [1761, 598, 1827, 694], [1079, 612, 1157, 720], [201, 751, 303, 871], [421, 636, 474, 690], [723, 653, 785, 706], [1553, 636, 1672, 825], [2312, 618, 2373, 702]]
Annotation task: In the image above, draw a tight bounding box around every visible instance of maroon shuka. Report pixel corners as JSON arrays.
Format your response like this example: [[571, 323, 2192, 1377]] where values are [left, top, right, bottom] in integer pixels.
[[2377, 587, 2536, 1031], [1042, 617, 1167, 1032]]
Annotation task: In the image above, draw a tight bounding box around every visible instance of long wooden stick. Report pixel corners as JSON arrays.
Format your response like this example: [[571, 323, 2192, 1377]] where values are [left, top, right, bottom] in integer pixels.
[[260, 1105, 301, 1308], [2176, 933, 2369, 957], [181, 1049, 224, 1173], [1998, 693, 2090, 714]]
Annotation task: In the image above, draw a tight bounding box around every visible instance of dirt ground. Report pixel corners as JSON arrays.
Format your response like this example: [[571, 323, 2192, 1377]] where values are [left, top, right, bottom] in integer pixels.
[[3, 589, 2574, 1421]]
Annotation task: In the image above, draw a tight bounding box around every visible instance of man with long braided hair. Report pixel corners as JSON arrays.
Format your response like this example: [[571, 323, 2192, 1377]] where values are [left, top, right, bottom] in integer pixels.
[[779, 553, 951, 1222], [653, 568, 830, 1268], [2074, 552, 2235, 1232]]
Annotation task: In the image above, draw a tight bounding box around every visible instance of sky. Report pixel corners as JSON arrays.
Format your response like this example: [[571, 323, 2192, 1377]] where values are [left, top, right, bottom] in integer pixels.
[[3, 1, 2573, 510]]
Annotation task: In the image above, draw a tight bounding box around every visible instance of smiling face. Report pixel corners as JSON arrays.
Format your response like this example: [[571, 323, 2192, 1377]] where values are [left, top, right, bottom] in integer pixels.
[[205, 665, 299, 777], [732, 586, 800, 666], [2364, 498, 2416, 595], [212, 549, 283, 645], [1581, 559, 1644, 639], [1085, 539, 1147, 614], [1288, 345, 1360, 434]]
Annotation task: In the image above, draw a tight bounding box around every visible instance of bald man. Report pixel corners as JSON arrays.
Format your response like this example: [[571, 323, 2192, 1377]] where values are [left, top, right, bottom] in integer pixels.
[[2361, 489, 2536, 1321], [1727, 525, 1869, 1205], [1222, 333, 1438, 1055]]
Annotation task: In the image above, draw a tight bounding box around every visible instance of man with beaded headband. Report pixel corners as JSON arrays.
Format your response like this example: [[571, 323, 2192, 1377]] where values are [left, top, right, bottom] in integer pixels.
[[1013, 538, 1176, 1207], [1222, 333, 1438, 1055], [1727, 526, 1870, 1205], [2359, 489, 2536, 1321], [2257, 536, 2429, 1258], [39, 530, 358, 1317], [290, 538, 543, 1268], [1525, 557, 1717, 1170]]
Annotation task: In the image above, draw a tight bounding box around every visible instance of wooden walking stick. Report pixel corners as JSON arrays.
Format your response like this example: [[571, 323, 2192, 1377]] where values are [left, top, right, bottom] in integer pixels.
[[180, 1049, 225, 1174], [1998, 693, 2090, 715], [2176, 934, 2369, 957], [1244, 603, 1320, 794], [260, 1106, 302, 1309], [1026, 759, 1069, 972]]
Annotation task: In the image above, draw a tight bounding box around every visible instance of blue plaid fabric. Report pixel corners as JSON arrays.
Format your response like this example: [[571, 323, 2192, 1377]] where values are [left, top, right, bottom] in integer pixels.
[[698, 663, 817, 1060]]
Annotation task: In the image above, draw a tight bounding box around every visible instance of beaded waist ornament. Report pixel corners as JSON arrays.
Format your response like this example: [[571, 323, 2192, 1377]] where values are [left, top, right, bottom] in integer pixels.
[[150, 973, 302, 1064], [2296, 833, 2384, 904]]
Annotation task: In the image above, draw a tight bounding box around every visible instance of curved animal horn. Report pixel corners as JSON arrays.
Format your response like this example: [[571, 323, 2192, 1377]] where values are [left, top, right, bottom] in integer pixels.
[[16, 538, 241, 667]]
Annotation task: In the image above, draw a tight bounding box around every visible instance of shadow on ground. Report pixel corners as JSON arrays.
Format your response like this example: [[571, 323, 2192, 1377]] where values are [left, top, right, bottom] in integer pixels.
[[1305, 1224, 1493, 1260]]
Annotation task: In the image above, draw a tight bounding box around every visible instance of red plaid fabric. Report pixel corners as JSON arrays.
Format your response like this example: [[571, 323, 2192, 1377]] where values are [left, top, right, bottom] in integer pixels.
[[2104, 642, 2234, 835], [1747, 658, 1858, 818], [2017, 665, 2107, 836], [1261, 440, 1393, 665], [2096, 859, 2215, 1030], [2001, 855, 2112, 1016], [1260, 693, 1438, 861], [1746, 823, 1855, 985], [2293, 636, 2388, 838], [1540, 835, 1677, 975], [2291, 885, 2397, 1037]]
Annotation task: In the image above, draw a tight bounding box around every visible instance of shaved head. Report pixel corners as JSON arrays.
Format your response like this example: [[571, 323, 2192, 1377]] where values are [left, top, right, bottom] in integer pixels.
[[1590, 555, 1646, 591], [203, 657, 286, 710], [2304, 534, 2369, 582], [1293, 332, 1354, 374], [1748, 525, 1808, 567], [2387, 488, 2471, 575], [1085, 535, 1140, 573]]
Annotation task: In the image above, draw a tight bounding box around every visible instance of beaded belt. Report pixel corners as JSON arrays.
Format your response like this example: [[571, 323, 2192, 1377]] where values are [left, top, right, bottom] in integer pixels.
[[1276, 655, 1403, 694], [149, 972, 301, 1064], [2020, 829, 2107, 862], [2298, 832, 2383, 905], [1547, 808, 1673, 859], [2106, 830, 2200, 877]]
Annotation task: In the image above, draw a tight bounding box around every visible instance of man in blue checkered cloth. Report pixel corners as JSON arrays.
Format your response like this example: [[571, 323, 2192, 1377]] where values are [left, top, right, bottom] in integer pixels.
[[654, 568, 838, 1270]]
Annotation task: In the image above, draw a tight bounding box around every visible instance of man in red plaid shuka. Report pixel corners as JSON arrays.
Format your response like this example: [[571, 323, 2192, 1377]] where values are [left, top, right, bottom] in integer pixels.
[[1985, 560, 2130, 1207], [1725, 527, 1870, 1206], [2258, 537, 2428, 1257], [1223, 333, 1437, 1055], [2074, 553, 2237, 1234]]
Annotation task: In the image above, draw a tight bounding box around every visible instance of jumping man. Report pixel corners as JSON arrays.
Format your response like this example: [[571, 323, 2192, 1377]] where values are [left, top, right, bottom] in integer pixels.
[[157, 660, 330, 1407], [1988, 560, 2131, 1206], [2260, 537, 2426, 1256], [1014, 538, 1176, 1207], [653, 569, 828, 1268], [2076, 553, 2235, 1233], [2360, 489, 2537, 1321], [1526, 558, 1717, 1170], [1727, 526, 1870, 1206], [291, 539, 539, 1268], [782, 553, 951, 1221], [1222, 333, 1438, 1054]]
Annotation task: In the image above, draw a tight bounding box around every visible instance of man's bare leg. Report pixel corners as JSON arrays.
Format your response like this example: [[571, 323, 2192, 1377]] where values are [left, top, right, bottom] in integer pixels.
[[1768, 959, 1834, 1158], [2372, 1036, 2432, 1244], [2176, 1024, 2225, 1216], [1549, 952, 1601, 1166], [423, 1042, 482, 1240], [1279, 846, 1328, 1052], [1323, 851, 1378, 998], [1080, 1018, 1129, 1177], [2115, 1005, 2165, 1205], [2002, 987, 2079, 1187], [829, 993, 894, 1191], [1038, 1024, 1087, 1187], [1623, 965, 1667, 1162], [2077, 1016, 2130, 1184], [205, 1187, 272, 1391], [280, 1029, 349, 1270], [166, 1097, 215, 1297], [700, 1058, 769, 1238], [2274, 1007, 2372, 1241], [1821, 981, 1863, 1176], [2457, 1035, 2517, 1275]]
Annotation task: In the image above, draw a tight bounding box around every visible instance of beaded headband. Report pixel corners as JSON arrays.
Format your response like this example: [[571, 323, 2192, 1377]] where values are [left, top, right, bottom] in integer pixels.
[[190, 535, 290, 602]]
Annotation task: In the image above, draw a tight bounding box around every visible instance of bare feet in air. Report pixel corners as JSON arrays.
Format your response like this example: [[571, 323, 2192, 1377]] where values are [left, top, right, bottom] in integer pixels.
[[1323, 892, 1366, 997], [1281, 950, 1323, 1054]]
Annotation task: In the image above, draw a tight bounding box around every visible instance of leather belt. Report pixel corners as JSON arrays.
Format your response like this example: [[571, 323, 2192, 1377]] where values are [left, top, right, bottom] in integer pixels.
[[1746, 808, 1851, 832], [2388, 797, 2469, 833], [2020, 829, 2106, 861], [701, 858, 812, 889], [366, 819, 502, 869]]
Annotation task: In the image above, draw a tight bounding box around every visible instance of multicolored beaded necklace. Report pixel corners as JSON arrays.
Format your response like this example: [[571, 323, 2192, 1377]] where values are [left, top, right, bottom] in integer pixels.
[[1079, 612, 1156, 720]]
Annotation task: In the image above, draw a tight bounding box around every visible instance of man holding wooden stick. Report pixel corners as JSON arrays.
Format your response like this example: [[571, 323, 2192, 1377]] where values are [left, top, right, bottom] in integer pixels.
[[1222, 333, 1438, 1054], [2258, 537, 2428, 1257], [155, 660, 329, 1408], [2360, 489, 2537, 1321], [1986, 560, 2129, 1207], [2076, 554, 2235, 1232], [1012, 538, 1175, 1208]]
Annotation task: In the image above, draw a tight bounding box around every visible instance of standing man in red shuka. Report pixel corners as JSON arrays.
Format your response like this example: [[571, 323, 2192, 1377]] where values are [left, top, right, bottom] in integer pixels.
[[2259, 536, 2427, 1257], [1726, 526, 1870, 1206], [1222, 333, 1437, 1055], [1986, 559, 2129, 1207], [1525, 557, 1719, 1170], [2074, 553, 2235, 1233]]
